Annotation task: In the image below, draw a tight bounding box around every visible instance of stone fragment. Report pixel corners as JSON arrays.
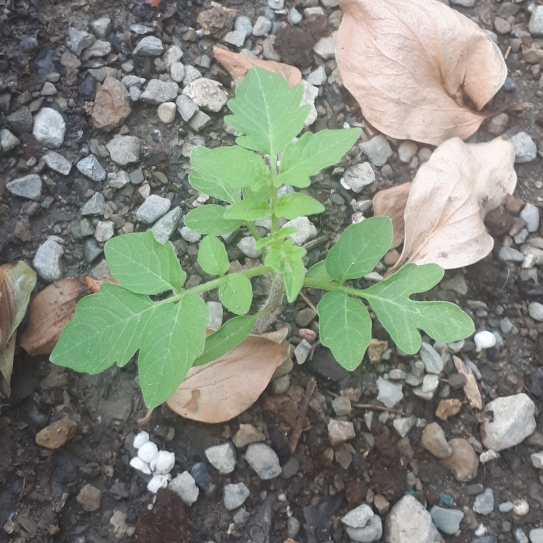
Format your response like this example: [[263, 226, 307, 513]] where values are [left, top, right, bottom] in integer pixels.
[[163, 45, 183, 68], [421, 422, 452, 458], [151, 207, 182, 243], [90, 17, 112, 39], [6, 174, 42, 200], [182, 78, 227, 113], [513, 499, 529, 517], [520, 203, 540, 232], [420, 342, 443, 374], [157, 102, 176, 124], [235, 16, 253, 38], [169, 472, 199, 506], [133, 36, 164, 56], [233, 424, 265, 448], [82, 193, 105, 216], [385, 495, 440, 543], [33, 238, 64, 282], [474, 330, 497, 351], [253, 16, 272, 36], [224, 30, 246, 47], [328, 419, 356, 446], [398, 141, 418, 163], [43, 151, 71, 175], [284, 216, 317, 245], [82, 40, 111, 60], [342, 504, 374, 530], [224, 482, 250, 510], [206, 301, 223, 330], [529, 302, 543, 322], [510, 132, 537, 163], [430, 506, 464, 534], [91, 77, 131, 131], [440, 438, 478, 482], [83, 239, 103, 263], [332, 396, 351, 417], [94, 221, 114, 242], [498, 246, 524, 262], [307, 66, 327, 86], [35, 418, 77, 449], [76, 484, 102, 512], [7, 107, 33, 134], [313, 31, 337, 60], [183, 65, 202, 86], [140, 79, 179, 105], [68, 27, 95, 55], [473, 488, 494, 515], [529, 6, 543, 37], [245, 443, 282, 479], [342, 162, 375, 192], [136, 194, 171, 224], [0, 128, 20, 151], [197, 4, 236, 38], [376, 377, 403, 408], [205, 442, 236, 473], [33, 107, 65, 148], [392, 416, 416, 438], [106, 135, 141, 165], [480, 393, 536, 451], [138, 441, 158, 463], [188, 111, 211, 132], [77, 155, 106, 182], [347, 515, 382, 542], [435, 398, 462, 420], [300, 80, 318, 126], [237, 236, 261, 258], [60, 50, 81, 69], [359, 134, 393, 167], [170, 62, 185, 83]]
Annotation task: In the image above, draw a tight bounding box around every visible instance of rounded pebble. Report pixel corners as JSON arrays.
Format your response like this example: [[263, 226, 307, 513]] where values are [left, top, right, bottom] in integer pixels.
[[158, 102, 176, 124]]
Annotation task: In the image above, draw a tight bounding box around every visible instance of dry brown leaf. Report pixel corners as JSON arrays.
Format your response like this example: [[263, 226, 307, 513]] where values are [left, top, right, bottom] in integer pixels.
[[213, 45, 302, 88], [20, 279, 91, 356], [387, 136, 516, 275], [167, 328, 290, 423], [83, 275, 119, 294], [336, 0, 507, 146], [373, 183, 411, 249], [0, 333, 16, 397], [453, 355, 483, 410]]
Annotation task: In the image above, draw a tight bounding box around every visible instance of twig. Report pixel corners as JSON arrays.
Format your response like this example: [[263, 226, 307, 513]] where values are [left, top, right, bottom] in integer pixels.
[[327, 391, 406, 416], [289, 377, 316, 453], [299, 290, 317, 313], [308, 339, 321, 361]]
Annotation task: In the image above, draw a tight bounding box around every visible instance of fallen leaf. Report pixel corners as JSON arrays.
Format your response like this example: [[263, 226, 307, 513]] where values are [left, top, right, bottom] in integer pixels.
[[387, 136, 516, 275], [83, 275, 119, 294], [0, 333, 16, 397], [453, 356, 483, 410], [167, 328, 290, 423], [373, 183, 411, 249], [20, 279, 91, 356], [213, 45, 302, 88], [336, 0, 507, 145]]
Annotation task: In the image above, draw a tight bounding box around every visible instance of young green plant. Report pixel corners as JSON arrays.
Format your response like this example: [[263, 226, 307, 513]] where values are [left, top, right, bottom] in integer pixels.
[[51, 67, 474, 409]]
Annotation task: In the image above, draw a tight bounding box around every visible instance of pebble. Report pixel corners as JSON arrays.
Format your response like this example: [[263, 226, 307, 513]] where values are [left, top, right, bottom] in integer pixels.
[[76, 484, 102, 512], [0, 128, 20, 151], [313, 32, 337, 60], [33, 238, 64, 282], [189, 111, 211, 131], [430, 506, 464, 534], [82, 193, 105, 216], [284, 216, 317, 246], [182, 78, 228, 113], [83, 237, 101, 262], [359, 134, 393, 167], [90, 17, 112, 39], [421, 422, 452, 458], [68, 27, 95, 55], [440, 438, 479, 482], [170, 62, 185, 83], [392, 416, 416, 438], [190, 462, 211, 489], [179, 226, 201, 243], [529, 6, 543, 37], [327, 419, 356, 446], [498, 501, 514, 512], [342, 504, 375, 531], [499, 246, 525, 262], [332, 396, 352, 417], [206, 442, 236, 474], [140, 79, 179, 104], [147, 474, 169, 493], [347, 515, 382, 542], [110, 171, 130, 190], [106, 135, 141, 165], [530, 528, 543, 543], [151, 207, 182, 244], [420, 342, 444, 374], [136, 195, 172, 224], [234, 16, 252, 38], [169, 472, 199, 506], [480, 393, 536, 451], [32, 107, 65, 148], [157, 102, 176, 124], [513, 499, 529, 516], [398, 141, 418, 163], [385, 495, 440, 543], [486, 113, 509, 135], [289, 7, 302, 24], [253, 16, 272, 36], [133, 36, 164, 56], [133, 431, 149, 449], [294, 339, 312, 365], [138, 441, 159, 463], [224, 482, 250, 510], [224, 30, 246, 47], [43, 151, 71, 175], [520, 203, 540, 232], [92, 77, 131, 131], [233, 424, 265, 448], [163, 45, 183, 69], [151, 450, 175, 473], [245, 443, 282, 479], [307, 66, 327, 86], [183, 65, 202, 86], [376, 376, 403, 408], [7, 174, 42, 200], [473, 489, 494, 515], [35, 418, 77, 449], [176, 95, 199, 121], [130, 457, 151, 475], [235, 236, 260, 258], [474, 330, 497, 351], [94, 221, 114, 242], [531, 302, 543, 322], [510, 132, 537, 163], [342, 162, 375, 192], [205, 301, 223, 330], [300, 80, 319, 126], [77, 155, 106, 182]]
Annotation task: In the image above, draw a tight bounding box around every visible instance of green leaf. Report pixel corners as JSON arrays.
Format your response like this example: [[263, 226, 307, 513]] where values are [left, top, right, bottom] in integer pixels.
[[219, 274, 253, 315], [193, 314, 259, 366], [225, 67, 310, 157], [224, 198, 271, 221], [51, 283, 153, 373], [265, 240, 306, 303], [189, 171, 240, 206], [275, 193, 324, 219], [326, 217, 392, 285], [277, 128, 362, 188], [190, 146, 269, 198], [361, 263, 475, 354], [305, 260, 333, 283], [185, 205, 244, 235], [105, 231, 185, 295], [198, 236, 229, 276], [138, 294, 208, 408], [317, 290, 371, 371]]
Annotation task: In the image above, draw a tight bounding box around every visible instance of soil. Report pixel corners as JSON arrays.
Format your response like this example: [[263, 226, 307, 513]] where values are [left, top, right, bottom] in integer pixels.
[[1, 0, 543, 542]]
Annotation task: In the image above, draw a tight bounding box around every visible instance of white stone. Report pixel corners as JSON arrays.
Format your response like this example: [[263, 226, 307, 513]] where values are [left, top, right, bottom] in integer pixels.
[[130, 457, 151, 475], [313, 31, 337, 60], [237, 236, 261, 259], [520, 203, 540, 232], [133, 431, 150, 449], [0, 128, 20, 152], [133, 36, 164, 56], [180, 226, 201, 243], [347, 515, 382, 542], [77, 155, 106, 182], [392, 416, 416, 438], [224, 30, 246, 47], [474, 330, 497, 351], [94, 221, 114, 242], [33, 238, 64, 282], [206, 301, 223, 330], [176, 95, 199, 121], [138, 441, 159, 463], [285, 216, 317, 245], [136, 194, 171, 224], [170, 62, 185, 83], [529, 302, 543, 322], [163, 45, 183, 68], [529, 6, 543, 37], [398, 141, 418, 163], [252, 16, 272, 36], [169, 472, 199, 506], [327, 419, 356, 446], [420, 342, 444, 374], [300, 80, 318, 126], [152, 451, 175, 474], [385, 495, 440, 543], [106, 135, 141, 166], [376, 376, 403, 408], [205, 442, 236, 473], [182, 78, 227, 113], [110, 171, 130, 189], [158, 102, 176, 124], [342, 504, 373, 528], [342, 162, 375, 192], [359, 134, 393, 167], [307, 66, 327, 86], [43, 151, 71, 175], [33, 107, 65, 149], [147, 474, 170, 494], [245, 443, 282, 479], [6, 174, 42, 201], [141, 79, 179, 105], [224, 482, 250, 510], [151, 207, 182, 244], [510, 132, 537, 163]]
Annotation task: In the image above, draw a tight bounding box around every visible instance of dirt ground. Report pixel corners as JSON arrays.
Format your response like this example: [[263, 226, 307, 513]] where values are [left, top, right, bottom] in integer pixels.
[[1, 0, 543, 542]]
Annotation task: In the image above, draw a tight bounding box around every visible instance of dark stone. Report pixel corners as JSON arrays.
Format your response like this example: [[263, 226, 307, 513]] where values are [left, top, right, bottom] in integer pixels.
[[503, 77, 516, 92], [190, 462, 211, 490], [110, 481, 129, 498], [80, 462, 102, 479], [20, 36, 39, 53], [7, 107, 33, 134], [79, 73, 98, 102], [36, 48, 55, 75]]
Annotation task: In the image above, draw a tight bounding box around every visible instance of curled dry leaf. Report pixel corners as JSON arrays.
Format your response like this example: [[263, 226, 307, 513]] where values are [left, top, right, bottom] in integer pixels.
[[213, 45, 302, 89], [453, 355, 483, 410], [83, 275, 119, 294], [336, 0, 507, 146], [373, 183, 411, 249], [387, 136, 516, 275], [167, 328, 290, 423], [20, 279, 91, 356]]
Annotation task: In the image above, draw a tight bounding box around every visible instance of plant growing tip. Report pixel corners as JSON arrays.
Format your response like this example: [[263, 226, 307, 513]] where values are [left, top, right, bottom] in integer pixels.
[[51, 67, 474, 411]]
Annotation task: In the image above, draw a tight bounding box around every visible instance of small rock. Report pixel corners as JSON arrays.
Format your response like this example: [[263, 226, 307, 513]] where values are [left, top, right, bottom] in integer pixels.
[[35, 418, 77, 449], [151, 207, 182, 244], [90, 17, 112, 39], [32, 107, 65, 149], [420, 342, 444, 374], [300, 80, 318, 126], [190, 462, 211, 489], [94, 221, 114, 242], [393, 416, 416, 438], [313, 31, 337, 60], [92, 77, 131, 131], [295, 307, 317, 327], [307, 66, 327, 86], [233, 424, 265, 448], [68, 27, 95, 55], [138, 441, 158, 463], [510, 132, 537, 163], [480, 393, 536, 451], [529, 528, 543, 543], [170, 62, 185, 83], [158, 102, 177, 124], [77, 155, 106, 182], [347, 515, 383, 542], [285, 216, 317, 245], [7, 107, 33, 135], [342, 504, 373, 528], [136, 195, 171, 224], [163, 45, 183, 69], [486, 113, 509, 135], [237, 236, 261, 258], [498, 501, 514, 513], [169, 472, 199, 506], [197, 4, 236, 38], [374, 495, 390, 515], [106, 135, 141, 165], [398, 141, 418, 163], [435, 398, 462, 420], [224, 482, 250, 510], [440, 438, 479, 482], [385, 495, 440, 543], [332, 396, 352, 417], [473, 488, 494, 515], [82, 193, 106, 216], [180, 226, 201, 243], [520, 203, 540, 232], [7, 174, 42, 200], [224, 30, 246, 47], [449, 0, 475, 6], [359, 134, 393, 167], [147, 474, 169, 494], [0, 128, 20, 151], [529, 6, 543, 37], [245, 443, 282, 479], [513, 499, 529, 517], [205, 442, 236, 473], [110, 170, 130, 189], [140, 79, 179, 105], [76, 484, 102, 512], [342, 162, 375, 192], [294, 339, 312, 365], [529, 302, 543, 322], [498, 246, 524, 262], [83, 238, 103, 263], [421, 422, 452, 458], [133, 36, 164, 56], [189, 111, 211, 132], [33, 238, 64, 282], [253, 16, 272, 36], [430, 506, 464, 534], [474, 330, 497, 351], [43, 151, 71, 175], [235, 16, 253, 38], [376, 377, 403, 408], [183, 65, 202, 86], [182, 78, 227, 113], [327, 419, 356, 446]]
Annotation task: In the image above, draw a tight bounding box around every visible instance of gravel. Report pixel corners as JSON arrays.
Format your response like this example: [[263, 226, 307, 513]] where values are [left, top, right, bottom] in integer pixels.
[[136, 195, 172, 224], [132, 36, 164, 56], [0, 128, 20, 151], [529, 5, 543, 37], [245, 443, 282, 479], [68, 27, 95, 55], [182, 78, 228, 113], [140, 79, 179, 104], [169, 472, 199, 506], [420, 342, 444, 374], [429, 506, 464, 534], [376, 377, 403, 408], [77, 155, 106, 182], [43, 151, 72, 175], [510, 132, 537, 163], [151, 207, 182, 243], [473, 488, 495, 515], [33, 237, 64, 282], [520, 203, 540, 232], [82, 193, 106, 216], [529, 302, 543, 322], [342, 162, 375, 192], [7, 107, 33, 134], [205, 443, 236, 474], [237, 236, 261, 258], [176, 95, 199, 121], [6, 174, 42, 200], [313, 32, 337, 60], [223, 483, 250, 510], [252, 16, 272, 36], [32, 107, 66, 148], [284, 216, 317, 245], [157, 102, 176, 124], [385, 495, 440, 543], [106, 135, 141, 165], [359, 134, 393, 167]]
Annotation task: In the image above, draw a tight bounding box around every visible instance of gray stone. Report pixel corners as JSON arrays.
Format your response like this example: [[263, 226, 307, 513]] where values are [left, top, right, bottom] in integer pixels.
[[90, 17, 112, 39], [498, 246, 524, 262], [68, 27, 95, 55], [268, 0, 283, 8], [398, 141, 418, 163], [0, 128, 20, 151], [392, 416, 416, 438], [133, 36, 164, 56], [376, 376, 403, 408], [106, 136, 141, 165], [498, 501, 514, 513], [170, 62, 185, 83], [307, 66, 327, 86], [94, 221, 114, 242], [529, 302, 543, 322], [234, 16, 253, 38], [110, 171, 130, 189], [284, 216, 317, 245], [82, 193, 106, 216], [182, 78, 227, 113], [530, 528, 543, 543], [33, 108, 66, 149], [82, 40, 111, 59], [327, 419, 355, 446], [205, 442, 236, 474], [188, 111, 211, 132], [245, 443, 281, 479], [529, 6, 543, 37], [346, 515, 382, 542], [429, 506, 464, 534], [511, 132, 537, 163], [473, 488, 494, 515], [77, 155, 106, 182], [33, 238, 64, 282], [176, 95, 199, 121], [515, 529, 529, 543], [7, 107, 33, 134], [287, 517, 301, 538], [40, 82, 57, 96], [130, 24, 153, 35], [385, 495, 440, 543], [332, 396, 351, 417], [136, 195, 171, 224], [169, 472, 199, 506], [129, 87, 141, 102], [450, 0, 475, 6], [180, 226, 201, 243], [122, 76, 146, 89], [237, 236, 261, 259], [289, 7, 302, 25], [486, 113, 509, 136], [206, 301, 223, 330], [233, 507, 250, 527], [420, 342, 443, 374], [151, 207, 182, 243], [140, 80, 179, 105], [252, 16, 272, 36], [313, 32, 337, 60], [300, 80, 318, 126], [282, 457, 300, 479], [520, 203, 540, 232], [224, 483, 250, 510], [183, 65, 202, 86], [60, 50, 81, 69], [481, 393, 536, 451], [6, 174, 42, 200], [83, 238, 103, 263], [342, 504, 373, 528], [440, 272, 468, 295], [359, 135, 393, 167], [342, 162, 374, 193], [163, 45, 183, 69], [43, 151, 71, 175], [224, 30, 246, 47]]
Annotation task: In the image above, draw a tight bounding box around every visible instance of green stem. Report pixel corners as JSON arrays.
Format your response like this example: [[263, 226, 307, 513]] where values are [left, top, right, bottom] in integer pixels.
[[302, 277, 365, 299], [269, 154, 279, 237], [245, 220, 262, 242]]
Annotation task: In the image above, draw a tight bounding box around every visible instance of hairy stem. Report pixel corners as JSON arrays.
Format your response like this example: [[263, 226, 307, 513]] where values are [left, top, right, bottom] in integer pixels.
[[269, 154, 279, 237]]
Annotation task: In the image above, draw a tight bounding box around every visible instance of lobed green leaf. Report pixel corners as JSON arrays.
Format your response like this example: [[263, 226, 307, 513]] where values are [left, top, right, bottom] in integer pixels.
[[305, 260, 333, 283], [275, 193, 325, 219], [189, 171, 240, 206], [105, 231, 186, 295], [265, 240, 306, 303], [224, 198, 271, 221], [219, 274, 253, 315], [185, 205, 244, 235], [197, 236, 230, 276]]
